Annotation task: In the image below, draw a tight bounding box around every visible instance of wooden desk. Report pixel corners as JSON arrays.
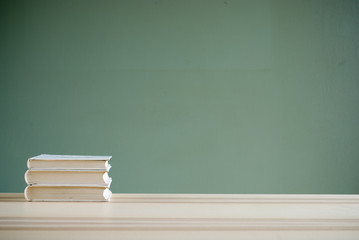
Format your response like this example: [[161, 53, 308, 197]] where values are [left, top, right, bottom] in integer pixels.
[[1, 193, 359, 239]]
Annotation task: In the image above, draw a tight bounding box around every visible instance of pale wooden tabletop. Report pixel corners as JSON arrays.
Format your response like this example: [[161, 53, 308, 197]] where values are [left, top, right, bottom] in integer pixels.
[[1, 193, 359, 239]]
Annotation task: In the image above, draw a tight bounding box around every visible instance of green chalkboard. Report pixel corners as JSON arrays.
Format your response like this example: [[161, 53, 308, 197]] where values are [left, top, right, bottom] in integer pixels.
[[1, 0, 359, 193]]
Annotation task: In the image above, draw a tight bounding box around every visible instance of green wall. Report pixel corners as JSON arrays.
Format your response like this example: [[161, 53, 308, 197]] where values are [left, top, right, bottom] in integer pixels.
[[1, 0, 359, 194]]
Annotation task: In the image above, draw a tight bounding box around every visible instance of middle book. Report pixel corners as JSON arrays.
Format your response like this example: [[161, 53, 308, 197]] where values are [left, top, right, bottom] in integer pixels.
[[25, 170, 112, 187]]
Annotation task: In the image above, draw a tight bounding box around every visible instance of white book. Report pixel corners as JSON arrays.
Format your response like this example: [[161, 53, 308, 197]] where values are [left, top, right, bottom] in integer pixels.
[[24, 186, 112, 202], [27, 154, 112, 170], [25, 170, 112, 187], [28, 178, 112, 188]]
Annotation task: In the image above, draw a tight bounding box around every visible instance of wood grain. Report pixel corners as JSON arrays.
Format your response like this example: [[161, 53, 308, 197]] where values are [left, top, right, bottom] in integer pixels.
[[1, 193, 359, 239]]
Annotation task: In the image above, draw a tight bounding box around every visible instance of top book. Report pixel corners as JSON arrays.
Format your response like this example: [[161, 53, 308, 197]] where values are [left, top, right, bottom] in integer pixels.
[[27, 154, 112, 171]]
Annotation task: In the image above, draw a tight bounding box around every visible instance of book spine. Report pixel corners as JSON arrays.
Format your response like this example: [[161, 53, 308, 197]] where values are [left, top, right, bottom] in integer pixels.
[[24, 170, 29, 185], [24, 186, 30, 201], [26, 159, 32, 169], [103, 188, 112, 201]]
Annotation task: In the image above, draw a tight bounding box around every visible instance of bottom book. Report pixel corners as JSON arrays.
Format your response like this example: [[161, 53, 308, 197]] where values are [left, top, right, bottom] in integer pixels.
[[24, 186, 112, 202]]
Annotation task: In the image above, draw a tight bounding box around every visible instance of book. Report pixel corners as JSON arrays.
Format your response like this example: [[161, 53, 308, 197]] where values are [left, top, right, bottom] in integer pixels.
[[25, 154, 113, 202], [25, 170, 112, 187], [24, 186, 112, 202], [27, 154, 111, 171]]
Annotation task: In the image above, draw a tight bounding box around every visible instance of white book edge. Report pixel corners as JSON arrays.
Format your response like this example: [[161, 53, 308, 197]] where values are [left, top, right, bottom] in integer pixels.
[[29, 154, 112, 160], [28, 177, 112, 188], [24, 170, 112, 186], [104, 188, 112, 201], [29, 199, 111, 202], [28, 164, 111, 172], [27, 154, 112, 168], [24, 186, 29, 201], [24, 186, 112, 202], [24, 170, 29, 185]]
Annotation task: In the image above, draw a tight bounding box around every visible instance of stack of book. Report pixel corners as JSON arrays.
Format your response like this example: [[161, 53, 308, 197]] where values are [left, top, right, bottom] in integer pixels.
[[24, 154, 112, 201]]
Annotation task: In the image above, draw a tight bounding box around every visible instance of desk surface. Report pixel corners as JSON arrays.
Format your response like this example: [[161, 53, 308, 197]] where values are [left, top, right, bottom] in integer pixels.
[[1, 193, 359, 239]]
